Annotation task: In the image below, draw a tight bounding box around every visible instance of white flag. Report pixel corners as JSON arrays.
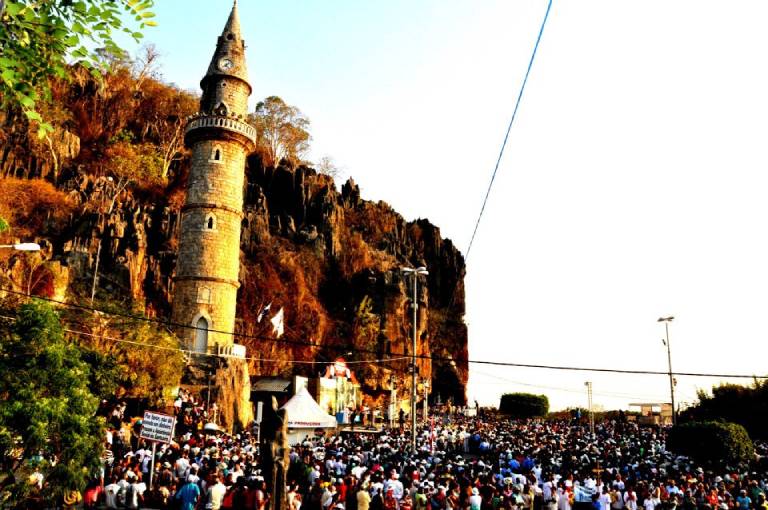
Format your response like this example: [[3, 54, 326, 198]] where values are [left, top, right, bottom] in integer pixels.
[[270, 307, 284, 338], [257, 302, 271, 323]]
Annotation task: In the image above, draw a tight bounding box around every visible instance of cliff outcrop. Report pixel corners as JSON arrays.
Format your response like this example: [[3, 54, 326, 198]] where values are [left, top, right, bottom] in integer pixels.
[[0, 67, 468, 408]]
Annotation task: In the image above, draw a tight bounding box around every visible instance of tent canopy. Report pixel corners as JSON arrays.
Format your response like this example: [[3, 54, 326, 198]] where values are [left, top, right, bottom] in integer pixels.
[[280, 387, 337, 429]]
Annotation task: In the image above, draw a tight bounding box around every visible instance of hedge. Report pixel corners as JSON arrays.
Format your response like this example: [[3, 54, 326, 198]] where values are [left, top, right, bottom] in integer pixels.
[[499, 393, 549, 419], [667, 420, 754, 465]]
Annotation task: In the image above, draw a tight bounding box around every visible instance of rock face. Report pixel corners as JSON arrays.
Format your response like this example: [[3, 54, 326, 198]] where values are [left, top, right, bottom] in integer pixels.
[[1, 143, 468, 410]]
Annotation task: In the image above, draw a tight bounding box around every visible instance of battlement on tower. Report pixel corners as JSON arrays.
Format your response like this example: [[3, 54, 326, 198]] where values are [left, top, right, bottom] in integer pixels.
[[185, 113, 257, 146]]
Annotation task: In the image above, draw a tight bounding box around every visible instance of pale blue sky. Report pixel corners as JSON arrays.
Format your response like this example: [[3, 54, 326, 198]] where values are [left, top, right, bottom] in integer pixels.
[[120, 1, 768, 410]]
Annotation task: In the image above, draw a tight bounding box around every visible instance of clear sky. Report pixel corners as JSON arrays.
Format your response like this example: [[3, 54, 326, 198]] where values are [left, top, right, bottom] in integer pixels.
[[124, 0, 768, 410]]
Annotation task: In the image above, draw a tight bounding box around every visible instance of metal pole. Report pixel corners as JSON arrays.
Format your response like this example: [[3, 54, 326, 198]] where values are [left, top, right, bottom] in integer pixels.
[[148, 442, 157, 490], [665, 321, 677, 425], [411, 271, 418, 451], [423, 381, 429, 426], [585, 381, 594, 436]]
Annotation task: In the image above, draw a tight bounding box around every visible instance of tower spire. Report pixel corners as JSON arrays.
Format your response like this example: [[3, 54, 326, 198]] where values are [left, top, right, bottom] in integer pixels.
[[201, 0, 250, 93], [223, 0, 241, 39]]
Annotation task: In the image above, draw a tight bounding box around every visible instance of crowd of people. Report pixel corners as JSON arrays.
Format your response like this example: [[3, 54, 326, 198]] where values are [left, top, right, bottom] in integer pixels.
[[77, 398, 768, 510]]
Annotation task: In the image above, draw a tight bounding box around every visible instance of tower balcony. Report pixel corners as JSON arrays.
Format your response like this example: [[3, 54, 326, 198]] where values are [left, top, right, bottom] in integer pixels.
[[185, 113, 257, 146]]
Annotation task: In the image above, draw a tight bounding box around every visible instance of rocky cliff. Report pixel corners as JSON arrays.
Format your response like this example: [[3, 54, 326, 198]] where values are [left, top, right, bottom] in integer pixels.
[[0, 69, 468, 408]]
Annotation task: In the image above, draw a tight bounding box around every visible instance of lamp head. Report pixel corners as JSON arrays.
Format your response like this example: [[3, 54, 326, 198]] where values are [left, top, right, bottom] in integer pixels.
[[13, 243, 41, 251]]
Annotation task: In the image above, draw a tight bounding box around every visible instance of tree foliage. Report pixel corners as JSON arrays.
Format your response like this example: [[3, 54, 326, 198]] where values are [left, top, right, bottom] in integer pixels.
[[0, 301, 107, 506], [250, 96, 311, 167], [681, 380, 768, 440], [668, 420, 754, 466], [0, 177, 74, 240], [65, 308, 185, 406], [0, 0, 156, 137], [499, 392, 549, 418]]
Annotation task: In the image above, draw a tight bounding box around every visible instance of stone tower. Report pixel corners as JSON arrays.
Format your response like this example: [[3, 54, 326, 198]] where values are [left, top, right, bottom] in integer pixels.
[[172, 0, 256, 354]]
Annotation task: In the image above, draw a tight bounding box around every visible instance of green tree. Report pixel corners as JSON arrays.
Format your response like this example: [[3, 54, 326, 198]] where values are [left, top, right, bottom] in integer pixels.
[[0, 0, 156, 137], [668, 420, 754, 466], [681, 381, 768, 440], [499, 392, 549, 418], [0, 301, 106, 506], [250, 96, 311, 166]]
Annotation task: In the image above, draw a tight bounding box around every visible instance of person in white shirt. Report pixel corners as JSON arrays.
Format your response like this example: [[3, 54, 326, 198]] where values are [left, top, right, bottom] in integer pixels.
[[175, 451, 191, 481], [598, 487, 611, 510], [543, 475, 558, 510], [126, 477, 146, 510], [623, 488, 638, 510], [104, 476, 121, 509], [557, 486, 571, 510], [610, 487, 624, 510], [643, 487, 661, 510], [384, 472, 404, 501], [469, 488, 483, 510], [207, 473, 227, 510]]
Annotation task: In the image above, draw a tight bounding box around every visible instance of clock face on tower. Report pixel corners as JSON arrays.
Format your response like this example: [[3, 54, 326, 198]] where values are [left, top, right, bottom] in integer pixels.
[[218, 57, 234, 71]]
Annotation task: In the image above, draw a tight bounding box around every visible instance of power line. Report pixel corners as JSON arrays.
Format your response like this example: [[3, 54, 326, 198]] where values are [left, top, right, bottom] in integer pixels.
[[4, 287, 768, 380], [0, 313, 408, 366], [465, 0, 553, 261], [471, 369, 697, 402]]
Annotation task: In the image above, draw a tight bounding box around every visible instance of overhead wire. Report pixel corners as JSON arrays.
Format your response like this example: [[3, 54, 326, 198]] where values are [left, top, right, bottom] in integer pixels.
[[0, 313, 408, 366], [3, 287, 768, 380], [470, 369, 697, 402], [465, 0, 553, 261]]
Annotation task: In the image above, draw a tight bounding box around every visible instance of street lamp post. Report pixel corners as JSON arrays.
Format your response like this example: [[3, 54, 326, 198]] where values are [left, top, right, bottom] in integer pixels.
[[658, 316, 676, 425], [402, 265, 428, 451]]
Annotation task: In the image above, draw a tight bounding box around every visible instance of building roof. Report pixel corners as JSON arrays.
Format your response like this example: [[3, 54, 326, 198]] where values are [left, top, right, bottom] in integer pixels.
[[251, 378, 291, 393]]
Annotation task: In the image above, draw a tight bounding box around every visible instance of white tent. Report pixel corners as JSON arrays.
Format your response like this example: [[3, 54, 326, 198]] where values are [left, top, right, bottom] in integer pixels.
[[280, 387, 337, 439]]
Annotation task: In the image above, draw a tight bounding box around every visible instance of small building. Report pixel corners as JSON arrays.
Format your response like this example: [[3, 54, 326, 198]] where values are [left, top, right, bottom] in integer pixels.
[[310, 358, 361, 420], [629, 402, 673, 425]]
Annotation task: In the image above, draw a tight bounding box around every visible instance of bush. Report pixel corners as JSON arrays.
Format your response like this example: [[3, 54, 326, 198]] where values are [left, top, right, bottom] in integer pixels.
[[499, 392, 549, 418], [667, 421, 754, 465]]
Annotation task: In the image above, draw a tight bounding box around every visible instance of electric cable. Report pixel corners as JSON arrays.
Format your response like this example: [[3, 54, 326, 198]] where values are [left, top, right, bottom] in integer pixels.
[[465, 0, 553, 261], [3, 287, 767, 380]]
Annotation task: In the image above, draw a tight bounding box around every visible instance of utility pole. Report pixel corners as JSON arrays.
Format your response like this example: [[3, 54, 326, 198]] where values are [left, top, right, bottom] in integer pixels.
[[658, 316, 676, 425], [402, 266, 428, 451], [584, 381, 594, 435], [389, 373, 397, 430]]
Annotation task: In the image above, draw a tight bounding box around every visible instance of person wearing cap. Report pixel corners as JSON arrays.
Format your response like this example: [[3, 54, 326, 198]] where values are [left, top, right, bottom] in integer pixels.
[[175, 475, 201, 510], [737, 489, 752, 510], [469, 487, 483, 510]]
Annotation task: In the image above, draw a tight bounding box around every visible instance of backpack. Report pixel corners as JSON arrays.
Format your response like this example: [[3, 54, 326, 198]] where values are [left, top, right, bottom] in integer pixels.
[[124, 483, 136, 508], [117, 484, 127, 507]]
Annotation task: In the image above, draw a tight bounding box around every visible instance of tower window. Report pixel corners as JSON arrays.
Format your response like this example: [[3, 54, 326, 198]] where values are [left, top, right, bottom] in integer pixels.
[[209, 145, 224, 164], [204, 213, 217, 231], [197, 287, 211, 304]]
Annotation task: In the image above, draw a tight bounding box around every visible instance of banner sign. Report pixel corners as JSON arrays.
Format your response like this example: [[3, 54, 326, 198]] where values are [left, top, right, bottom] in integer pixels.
[[140, 411, 176, 444]]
